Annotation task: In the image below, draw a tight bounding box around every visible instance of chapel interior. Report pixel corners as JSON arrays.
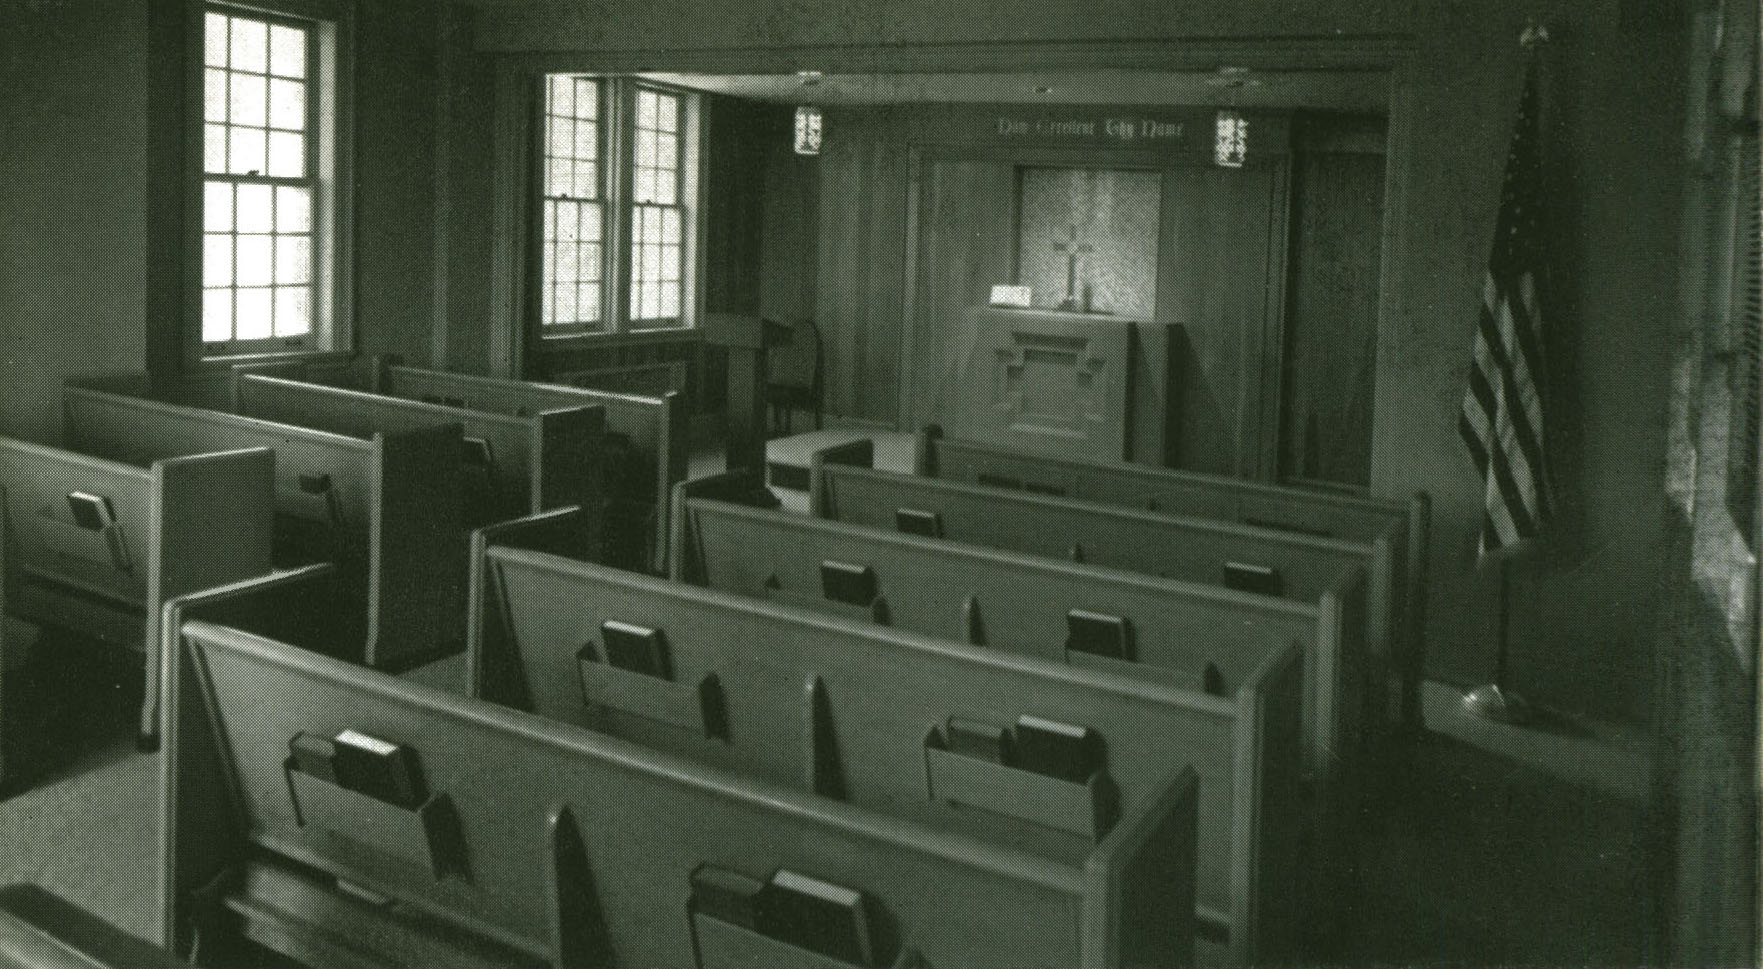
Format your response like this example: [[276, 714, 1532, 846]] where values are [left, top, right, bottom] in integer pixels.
[[0, 0, 1756, 967]]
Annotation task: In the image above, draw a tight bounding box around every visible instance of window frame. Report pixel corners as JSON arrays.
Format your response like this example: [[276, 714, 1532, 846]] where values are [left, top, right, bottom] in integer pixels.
[[185, 0, 353, 367], [538, 75, 608, 336], [532, 75, 702, 347]]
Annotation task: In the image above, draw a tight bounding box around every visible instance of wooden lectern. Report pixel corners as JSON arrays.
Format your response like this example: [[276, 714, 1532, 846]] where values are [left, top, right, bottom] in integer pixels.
[[700, 313, 792, 475]]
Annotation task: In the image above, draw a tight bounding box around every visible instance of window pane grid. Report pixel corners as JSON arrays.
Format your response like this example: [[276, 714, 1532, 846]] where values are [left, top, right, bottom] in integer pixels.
[[204, 11, 309, 179], [202, 8, 318, 349], [628, 203, 682, 324], [203, 178, 315, 343], [631, 89, 681, 206], [541, 76, 605, 329], [543, 76, 600, 201], [543, 197, 605, 329]]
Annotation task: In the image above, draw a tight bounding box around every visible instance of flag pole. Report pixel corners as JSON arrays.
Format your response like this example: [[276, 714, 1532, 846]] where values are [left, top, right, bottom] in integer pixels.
[[1460, 20, 1547, 727], [1462, 554, 1531, 723]]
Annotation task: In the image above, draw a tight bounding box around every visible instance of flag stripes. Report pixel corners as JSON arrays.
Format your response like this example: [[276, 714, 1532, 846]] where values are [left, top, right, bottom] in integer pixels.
[[1460, 65, 1551, 556]]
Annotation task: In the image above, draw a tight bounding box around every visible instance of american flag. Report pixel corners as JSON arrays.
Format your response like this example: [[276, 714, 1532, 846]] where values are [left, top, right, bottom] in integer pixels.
[[1460, 65, 1551, 556]]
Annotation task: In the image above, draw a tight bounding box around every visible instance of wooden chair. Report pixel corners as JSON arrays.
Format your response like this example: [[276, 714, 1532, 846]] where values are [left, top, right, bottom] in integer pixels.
[[764, 317, 823, 434]]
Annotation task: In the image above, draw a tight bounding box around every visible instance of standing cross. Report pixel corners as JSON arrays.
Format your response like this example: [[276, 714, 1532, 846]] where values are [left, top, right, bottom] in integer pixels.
[[1053, 225, 1093, 311]]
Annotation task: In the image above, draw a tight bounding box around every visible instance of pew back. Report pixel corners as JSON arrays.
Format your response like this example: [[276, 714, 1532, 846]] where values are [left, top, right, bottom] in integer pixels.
[[161, 577, 1199, 969], [375, 364, 687, 573], [0, 437, 276, 741], [479, 537, 1301, 963], [920, 429, 1430, 732], [811, 462, 1381, 771], [234, 373, 602, 535], [63, 381, 463, 669], [677, 476, 1364, 783]]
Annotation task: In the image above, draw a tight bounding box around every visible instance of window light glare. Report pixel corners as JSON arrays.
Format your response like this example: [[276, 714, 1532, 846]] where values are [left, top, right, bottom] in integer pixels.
[[1214, 109, 1248, 168], [795, 105, 823, 155]]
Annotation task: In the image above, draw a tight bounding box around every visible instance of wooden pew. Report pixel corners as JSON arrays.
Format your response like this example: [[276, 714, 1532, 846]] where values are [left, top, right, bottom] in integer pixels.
[[0, 886, 191, 968], [475, 510, 1302, 965], [916, 427, 1432, 734], [677, 473, 1365, 793], [810, 460, 1383, 779], [157, 568, 1201, 969], [369, 362, 687, 574], [0, 437, 274, 749], [62, 378, 463, 672], [232, 372, 604, 553]]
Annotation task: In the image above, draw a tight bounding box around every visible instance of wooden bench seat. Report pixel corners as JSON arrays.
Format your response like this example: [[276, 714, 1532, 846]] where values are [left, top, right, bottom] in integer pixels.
[[811, 458, 1384, 780], [474, 510, 1302, 965], [916, 428, 1431, 733], [0, 436, 274, 754], [677, 473, 1366, 796], [370, 362, 686, 574], [158, 569, 1201, 969], [231, 372, 605, 556], [63, 378, 464, 673]]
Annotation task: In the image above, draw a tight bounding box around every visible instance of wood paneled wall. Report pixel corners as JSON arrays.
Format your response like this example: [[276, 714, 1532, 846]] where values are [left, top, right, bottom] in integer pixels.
[[1280, 114, 1387, 487], [814, 110, 909, 423]]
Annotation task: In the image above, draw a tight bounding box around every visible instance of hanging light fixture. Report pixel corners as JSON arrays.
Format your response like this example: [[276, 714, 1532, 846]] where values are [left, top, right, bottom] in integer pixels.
[[794, 104, 823, 155], [1214, 109, 1248, 168]]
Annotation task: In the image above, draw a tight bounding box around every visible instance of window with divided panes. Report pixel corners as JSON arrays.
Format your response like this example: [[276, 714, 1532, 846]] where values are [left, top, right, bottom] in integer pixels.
[[542, 75, 605, 332], [628, 88, 684, 328], [537, 78, 694, 337], [202, 8, 320, 349]]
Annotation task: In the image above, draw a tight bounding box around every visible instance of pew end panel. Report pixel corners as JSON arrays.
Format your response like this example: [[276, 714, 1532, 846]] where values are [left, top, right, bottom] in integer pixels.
[[528, 405, 607, 561], [138, 447, 279, 744], [168, 619, 1190, 969], [466, 508, 598, 703], [1227, 639, 1306, 967], [1084, 765, 1200, 969], [366, 424, 470, 671], [668, 471, 777, 584], [157, 564, 340, 950], [805, 437, 877, 518]]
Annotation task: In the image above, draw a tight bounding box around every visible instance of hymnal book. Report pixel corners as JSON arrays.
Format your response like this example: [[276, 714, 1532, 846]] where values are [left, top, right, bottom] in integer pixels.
[[764, 869, 875, 967], [1014, 715, 1100, 783], [602, 620, 671, 680], [332, 729, 425, 808], [66, 491, 115, 531], [819, 560, 877, 607], [894, 507, 943, 538], [1223, 561, 1282, 597], [690, 865, 767, 930], [945, 717, 1011, 764], [288, 732, 338, 783], [1065, 609, 1133, 661]]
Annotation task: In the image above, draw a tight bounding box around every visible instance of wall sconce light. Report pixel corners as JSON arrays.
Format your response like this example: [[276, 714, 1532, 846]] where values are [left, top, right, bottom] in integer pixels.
[[1214, 109, 1248, 168], [794, 105, 823, 155]]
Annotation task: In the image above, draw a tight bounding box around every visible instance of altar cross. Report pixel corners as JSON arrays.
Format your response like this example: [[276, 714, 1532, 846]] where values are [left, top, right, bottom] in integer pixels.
[[1054, 225, 1093, 312]]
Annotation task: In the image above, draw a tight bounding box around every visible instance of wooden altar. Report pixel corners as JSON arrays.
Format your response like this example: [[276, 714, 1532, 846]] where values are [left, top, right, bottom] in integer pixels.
[[952, 306, 1178, 465]]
